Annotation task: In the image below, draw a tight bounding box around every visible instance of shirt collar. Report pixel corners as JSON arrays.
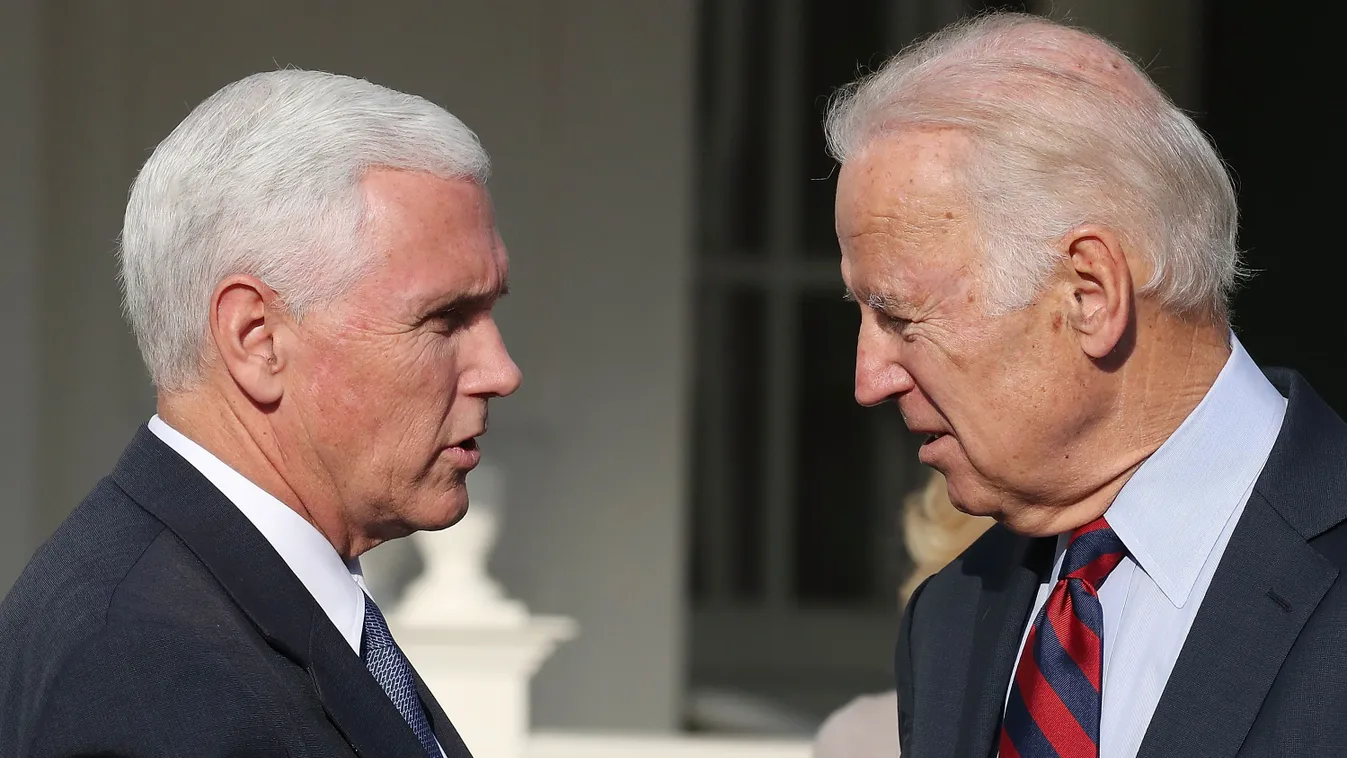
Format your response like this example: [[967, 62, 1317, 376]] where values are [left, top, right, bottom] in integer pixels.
[[148, 415, 366, 653], [1104, 335, 1287, 608]]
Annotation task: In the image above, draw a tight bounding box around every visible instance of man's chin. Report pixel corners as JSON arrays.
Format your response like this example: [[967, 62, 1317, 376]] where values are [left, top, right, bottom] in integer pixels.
[[430, 497, 470, 531], [943, 477, 1002, 520], [403, 491, 470, 533]]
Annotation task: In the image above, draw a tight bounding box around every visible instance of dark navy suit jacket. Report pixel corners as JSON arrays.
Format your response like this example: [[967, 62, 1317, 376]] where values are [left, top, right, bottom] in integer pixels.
[[0, 427, 472, 757], [897, 370, 1347, 757]]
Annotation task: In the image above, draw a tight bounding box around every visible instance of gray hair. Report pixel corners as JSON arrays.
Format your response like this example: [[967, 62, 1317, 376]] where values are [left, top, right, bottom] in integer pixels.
[[120, 69, 491, 391], [825, 13, 1241, 322]]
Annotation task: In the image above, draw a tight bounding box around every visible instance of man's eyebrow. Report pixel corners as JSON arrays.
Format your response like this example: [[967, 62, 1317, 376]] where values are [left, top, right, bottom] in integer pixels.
[[425, 280, 509, 314], [842, 288, 907, 311]]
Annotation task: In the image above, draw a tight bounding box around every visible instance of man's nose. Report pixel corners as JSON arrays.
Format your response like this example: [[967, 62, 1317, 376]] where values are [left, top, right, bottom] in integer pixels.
[[855, 339, 914, 407], [469, 322, 523, 399]]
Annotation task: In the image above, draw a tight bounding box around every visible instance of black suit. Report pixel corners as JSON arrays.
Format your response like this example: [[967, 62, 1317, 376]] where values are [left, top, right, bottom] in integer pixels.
[[897, 369, 1347, 757], [0, 427, 472, 757]]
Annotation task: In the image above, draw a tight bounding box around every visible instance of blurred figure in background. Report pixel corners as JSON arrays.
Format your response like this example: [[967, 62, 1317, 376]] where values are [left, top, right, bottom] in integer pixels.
[[812, 470, 990, 757]]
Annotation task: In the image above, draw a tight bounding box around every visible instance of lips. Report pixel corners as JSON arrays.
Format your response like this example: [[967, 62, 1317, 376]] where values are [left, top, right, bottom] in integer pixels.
[[441, 436, 483, 470], [916, 432, 950, 465], [448, 427, 485, 450]]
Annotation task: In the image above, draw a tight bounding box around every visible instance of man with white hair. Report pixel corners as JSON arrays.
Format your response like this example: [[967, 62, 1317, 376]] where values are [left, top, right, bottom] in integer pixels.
[[0, 70, 520, 756], [829, 12, 1347, 758]]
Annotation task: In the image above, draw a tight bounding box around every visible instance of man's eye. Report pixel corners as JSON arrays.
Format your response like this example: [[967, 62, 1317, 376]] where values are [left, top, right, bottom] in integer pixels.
[[430, 309, 468, 331], [880, 313, 911, 331]]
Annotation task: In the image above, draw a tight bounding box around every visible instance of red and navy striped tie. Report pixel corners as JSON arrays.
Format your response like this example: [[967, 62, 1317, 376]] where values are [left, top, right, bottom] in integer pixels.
[[1000, 517, 1127, 758]]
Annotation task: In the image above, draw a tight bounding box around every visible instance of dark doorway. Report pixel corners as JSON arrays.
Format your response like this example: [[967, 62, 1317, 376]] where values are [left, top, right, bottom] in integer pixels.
[[1203, 0, 1345, 413]]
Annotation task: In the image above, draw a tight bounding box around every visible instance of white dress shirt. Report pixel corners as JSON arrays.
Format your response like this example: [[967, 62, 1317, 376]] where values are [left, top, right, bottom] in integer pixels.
[[1004, 335, 1288, 758], [150, 415, 447, 756], [148, 415, 369, 652]]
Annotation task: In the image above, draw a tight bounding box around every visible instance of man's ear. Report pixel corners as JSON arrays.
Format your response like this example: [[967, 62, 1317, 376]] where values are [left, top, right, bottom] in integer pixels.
[[209, 275, 288, 405], [1061, 225, 1133, 360]]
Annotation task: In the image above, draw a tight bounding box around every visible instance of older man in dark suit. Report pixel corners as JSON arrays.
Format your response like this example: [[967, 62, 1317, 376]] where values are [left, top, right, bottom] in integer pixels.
[[827, 12, 1347, 758], [0, 70, 521, 757]]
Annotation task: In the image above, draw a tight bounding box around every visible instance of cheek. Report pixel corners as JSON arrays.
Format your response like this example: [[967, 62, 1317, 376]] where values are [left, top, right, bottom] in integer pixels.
[[964, 354, 1072, 458], [377, 339, 469, 432], [916, 339, 1023, 443], [307, 338, 423, 420], [305, 353, 383, 433]]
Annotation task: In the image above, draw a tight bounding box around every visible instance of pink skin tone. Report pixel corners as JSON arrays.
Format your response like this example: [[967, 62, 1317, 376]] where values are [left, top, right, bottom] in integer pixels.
[[837, 128, 1229, 537], [161, 169, 521, 559]]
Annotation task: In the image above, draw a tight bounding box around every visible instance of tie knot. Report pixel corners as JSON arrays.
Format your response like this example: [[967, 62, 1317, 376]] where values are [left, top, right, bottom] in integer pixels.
[[1059, 516, 1127, 588], [361, 593, 397, 656]]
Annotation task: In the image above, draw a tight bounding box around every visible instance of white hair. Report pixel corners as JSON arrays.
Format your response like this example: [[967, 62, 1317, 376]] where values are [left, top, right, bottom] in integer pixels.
[[119, 69, 491, 391], [825, 12, 1242, 323]]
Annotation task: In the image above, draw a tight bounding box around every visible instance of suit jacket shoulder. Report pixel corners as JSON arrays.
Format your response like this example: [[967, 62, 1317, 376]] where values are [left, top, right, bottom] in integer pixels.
[[0, 477, 165, 751], [897, 369, 1347, 758], [1139, 369, 1347, 757], [0, 475, 348, 757], [1, 428, 464, 757]]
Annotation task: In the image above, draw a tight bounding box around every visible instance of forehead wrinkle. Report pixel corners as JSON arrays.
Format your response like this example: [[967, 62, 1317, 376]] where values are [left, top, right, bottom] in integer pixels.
[[846, 231, 978, 314]]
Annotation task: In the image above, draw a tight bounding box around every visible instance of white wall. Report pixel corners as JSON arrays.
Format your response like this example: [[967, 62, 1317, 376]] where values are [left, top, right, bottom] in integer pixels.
[[484, 0, 695, 730], [37, 2, 159, 543], [0, 0, 41, 592], [14, 0, 693, 733]]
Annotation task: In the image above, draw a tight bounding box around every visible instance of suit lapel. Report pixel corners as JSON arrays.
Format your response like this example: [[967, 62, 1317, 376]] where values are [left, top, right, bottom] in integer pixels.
[[1139, 369, 1347, 757], [953, 531, 1055, 758], [111, 427, 430, 756], [1137, 494, 1336, 757], [308, 618, 442, 756]]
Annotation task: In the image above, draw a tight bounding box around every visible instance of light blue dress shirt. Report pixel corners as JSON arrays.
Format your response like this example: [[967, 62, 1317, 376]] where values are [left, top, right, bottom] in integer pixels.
[[1004, 335, 1288, 758]]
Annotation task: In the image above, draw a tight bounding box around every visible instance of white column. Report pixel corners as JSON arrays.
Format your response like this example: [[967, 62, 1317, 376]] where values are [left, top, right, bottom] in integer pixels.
[[491, 0, 697, 730], [0, 0, 41, 592], [390, 464, 574, 758]]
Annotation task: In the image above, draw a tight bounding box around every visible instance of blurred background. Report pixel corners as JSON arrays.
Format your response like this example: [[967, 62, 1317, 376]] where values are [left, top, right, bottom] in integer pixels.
[[0, 0, 1338, 743]]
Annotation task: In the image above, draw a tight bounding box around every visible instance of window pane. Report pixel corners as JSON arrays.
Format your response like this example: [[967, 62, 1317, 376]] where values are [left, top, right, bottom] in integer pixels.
[[690, 285, 768, 603], [726, 287, 767, 598], [695, 0, 772, 257], [800, 0, 890, 255], [791, 290, 876, 602]]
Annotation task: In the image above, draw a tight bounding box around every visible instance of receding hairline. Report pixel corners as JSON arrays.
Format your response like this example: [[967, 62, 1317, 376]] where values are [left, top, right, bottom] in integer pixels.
[[991, 18, 1161, 100], [827, 14, 1172, 165]]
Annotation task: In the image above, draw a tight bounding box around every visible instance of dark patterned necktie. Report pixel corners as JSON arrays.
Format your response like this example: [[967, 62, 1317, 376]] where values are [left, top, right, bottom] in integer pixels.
[[362, 593, 442, 758], [1000, 517, 1127, 758]]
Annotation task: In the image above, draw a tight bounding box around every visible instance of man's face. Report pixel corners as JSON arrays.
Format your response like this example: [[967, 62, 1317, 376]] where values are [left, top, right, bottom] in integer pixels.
[[837, 130, 1100, 521], [284, 170, 521, 544]]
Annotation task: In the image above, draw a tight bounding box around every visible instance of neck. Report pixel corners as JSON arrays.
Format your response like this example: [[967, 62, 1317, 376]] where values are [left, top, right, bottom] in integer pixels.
[[158, 384, 360, 560], [1013, 312, 1231, 536]]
